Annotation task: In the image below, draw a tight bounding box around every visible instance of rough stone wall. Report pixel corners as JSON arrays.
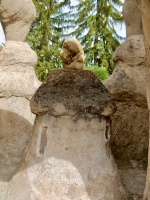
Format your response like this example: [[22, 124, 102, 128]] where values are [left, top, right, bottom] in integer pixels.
[[0, 1, 41, 200], [104, 35, 149, 199]]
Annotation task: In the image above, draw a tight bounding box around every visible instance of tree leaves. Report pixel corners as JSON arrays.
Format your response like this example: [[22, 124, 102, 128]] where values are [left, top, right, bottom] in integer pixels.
[[27, 0, 123, 81]]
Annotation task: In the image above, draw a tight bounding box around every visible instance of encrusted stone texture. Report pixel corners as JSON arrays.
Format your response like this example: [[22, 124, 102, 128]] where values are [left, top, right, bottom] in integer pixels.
[[104, 35, 149, 199], [0, 0, 36, 41], [31, 69, 116, 117], [123, 0, 143, 38], [6, 115, 127, 200], [0, 41, 41, 200]]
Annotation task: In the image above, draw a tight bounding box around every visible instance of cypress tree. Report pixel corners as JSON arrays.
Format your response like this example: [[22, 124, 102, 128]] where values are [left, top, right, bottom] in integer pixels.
[[70, 0, 123, 74], [27, 0, 71, 81]]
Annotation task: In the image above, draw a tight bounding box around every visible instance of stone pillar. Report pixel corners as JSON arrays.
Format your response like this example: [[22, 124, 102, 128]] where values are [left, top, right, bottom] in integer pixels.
[[136, 0, 150, 199], [104, 35, 149, 199], [0, 1, 41, 199], [0, 0, 36, 41], [123, 0, 143, 38], [6, 70, 127, 200]]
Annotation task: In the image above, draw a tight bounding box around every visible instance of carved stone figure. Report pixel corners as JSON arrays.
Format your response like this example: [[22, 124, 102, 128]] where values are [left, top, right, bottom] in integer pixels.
[[60, 38, 84, 70]]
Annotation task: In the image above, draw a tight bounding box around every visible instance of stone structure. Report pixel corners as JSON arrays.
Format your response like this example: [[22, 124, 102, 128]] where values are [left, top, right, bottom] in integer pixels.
[[0, 1, 41, 200], [60, 38, 84, 70], [104, 35, 149, 199], [123, 0, 143, 38], [6, 70, 127, 200], [136, 0, 150, 199], [0, 41, 41, 200], [0, 0, 36, 41]]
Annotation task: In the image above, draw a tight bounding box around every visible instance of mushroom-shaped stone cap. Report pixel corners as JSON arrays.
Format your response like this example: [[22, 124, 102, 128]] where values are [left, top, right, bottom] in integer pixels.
[[30, 69, 116, 117]]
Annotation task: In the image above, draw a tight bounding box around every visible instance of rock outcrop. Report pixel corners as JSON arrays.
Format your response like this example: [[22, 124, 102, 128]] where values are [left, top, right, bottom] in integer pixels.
[[0, 0, 36, 41], [6, 70, 127, 200], [104, 35, 149, 199], [123, 0, 143, 38]]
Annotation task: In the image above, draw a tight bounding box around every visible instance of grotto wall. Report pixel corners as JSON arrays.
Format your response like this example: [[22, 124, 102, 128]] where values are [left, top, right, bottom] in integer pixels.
[[0, 1, 41, 200]]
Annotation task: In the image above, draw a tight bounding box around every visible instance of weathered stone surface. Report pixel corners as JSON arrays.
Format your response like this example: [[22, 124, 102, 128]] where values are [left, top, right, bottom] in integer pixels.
[[6, 115, 127, 200], [0, 0, 36, 41], [105, 35, 147, 106], [104, 35, 149, 199], [60, 38, 84, 70], [31, 69, 116, 117], [0, 41, 40, 98], [123, 0, 143, 38], [113, 35, 145, 66], [136, 1, 150, 199], [0, 41, 41, 200], [7, 70, 127, 199]]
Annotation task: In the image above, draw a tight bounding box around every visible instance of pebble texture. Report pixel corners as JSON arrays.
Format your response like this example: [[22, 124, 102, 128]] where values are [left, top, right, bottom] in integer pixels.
[[0, 41, 41, 200], [0, 0, 36, 41], [7, 70, 127, 200], [104, 35, 148, 199]]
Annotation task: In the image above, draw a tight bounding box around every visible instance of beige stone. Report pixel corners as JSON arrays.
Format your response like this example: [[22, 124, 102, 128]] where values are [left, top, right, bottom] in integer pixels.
[[0, 41, 41, 200], [0, 0, 36, 41], [7, 115, 127, 200], [105, 35, 147, 106], [60, 38, 84, 70], [136, 1, 150, 199], [0, 41, 40, 99], [123, 0, 143, 38], [104, 35, 148, 199], [7, 70, 127, 200]]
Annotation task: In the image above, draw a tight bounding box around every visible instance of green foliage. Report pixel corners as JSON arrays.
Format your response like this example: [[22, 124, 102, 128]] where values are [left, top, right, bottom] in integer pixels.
[[27, 0, 123, 81], [70, 0, 123, 74], [27, 0, 71, 81], [84, 66, 110, 82]]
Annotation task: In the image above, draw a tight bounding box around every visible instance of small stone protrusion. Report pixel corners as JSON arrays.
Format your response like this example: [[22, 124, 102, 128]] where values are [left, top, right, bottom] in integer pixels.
[[60, 38, 84, 70]]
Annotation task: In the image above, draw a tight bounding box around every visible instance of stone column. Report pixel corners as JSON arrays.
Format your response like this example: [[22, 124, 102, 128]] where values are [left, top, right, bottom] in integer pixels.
[[123, 0, 143, 38], [136, 0, 150, 199], [0, 0, 36, 41], [0, 1, 41, 199], [6, 70, 127, 200]]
